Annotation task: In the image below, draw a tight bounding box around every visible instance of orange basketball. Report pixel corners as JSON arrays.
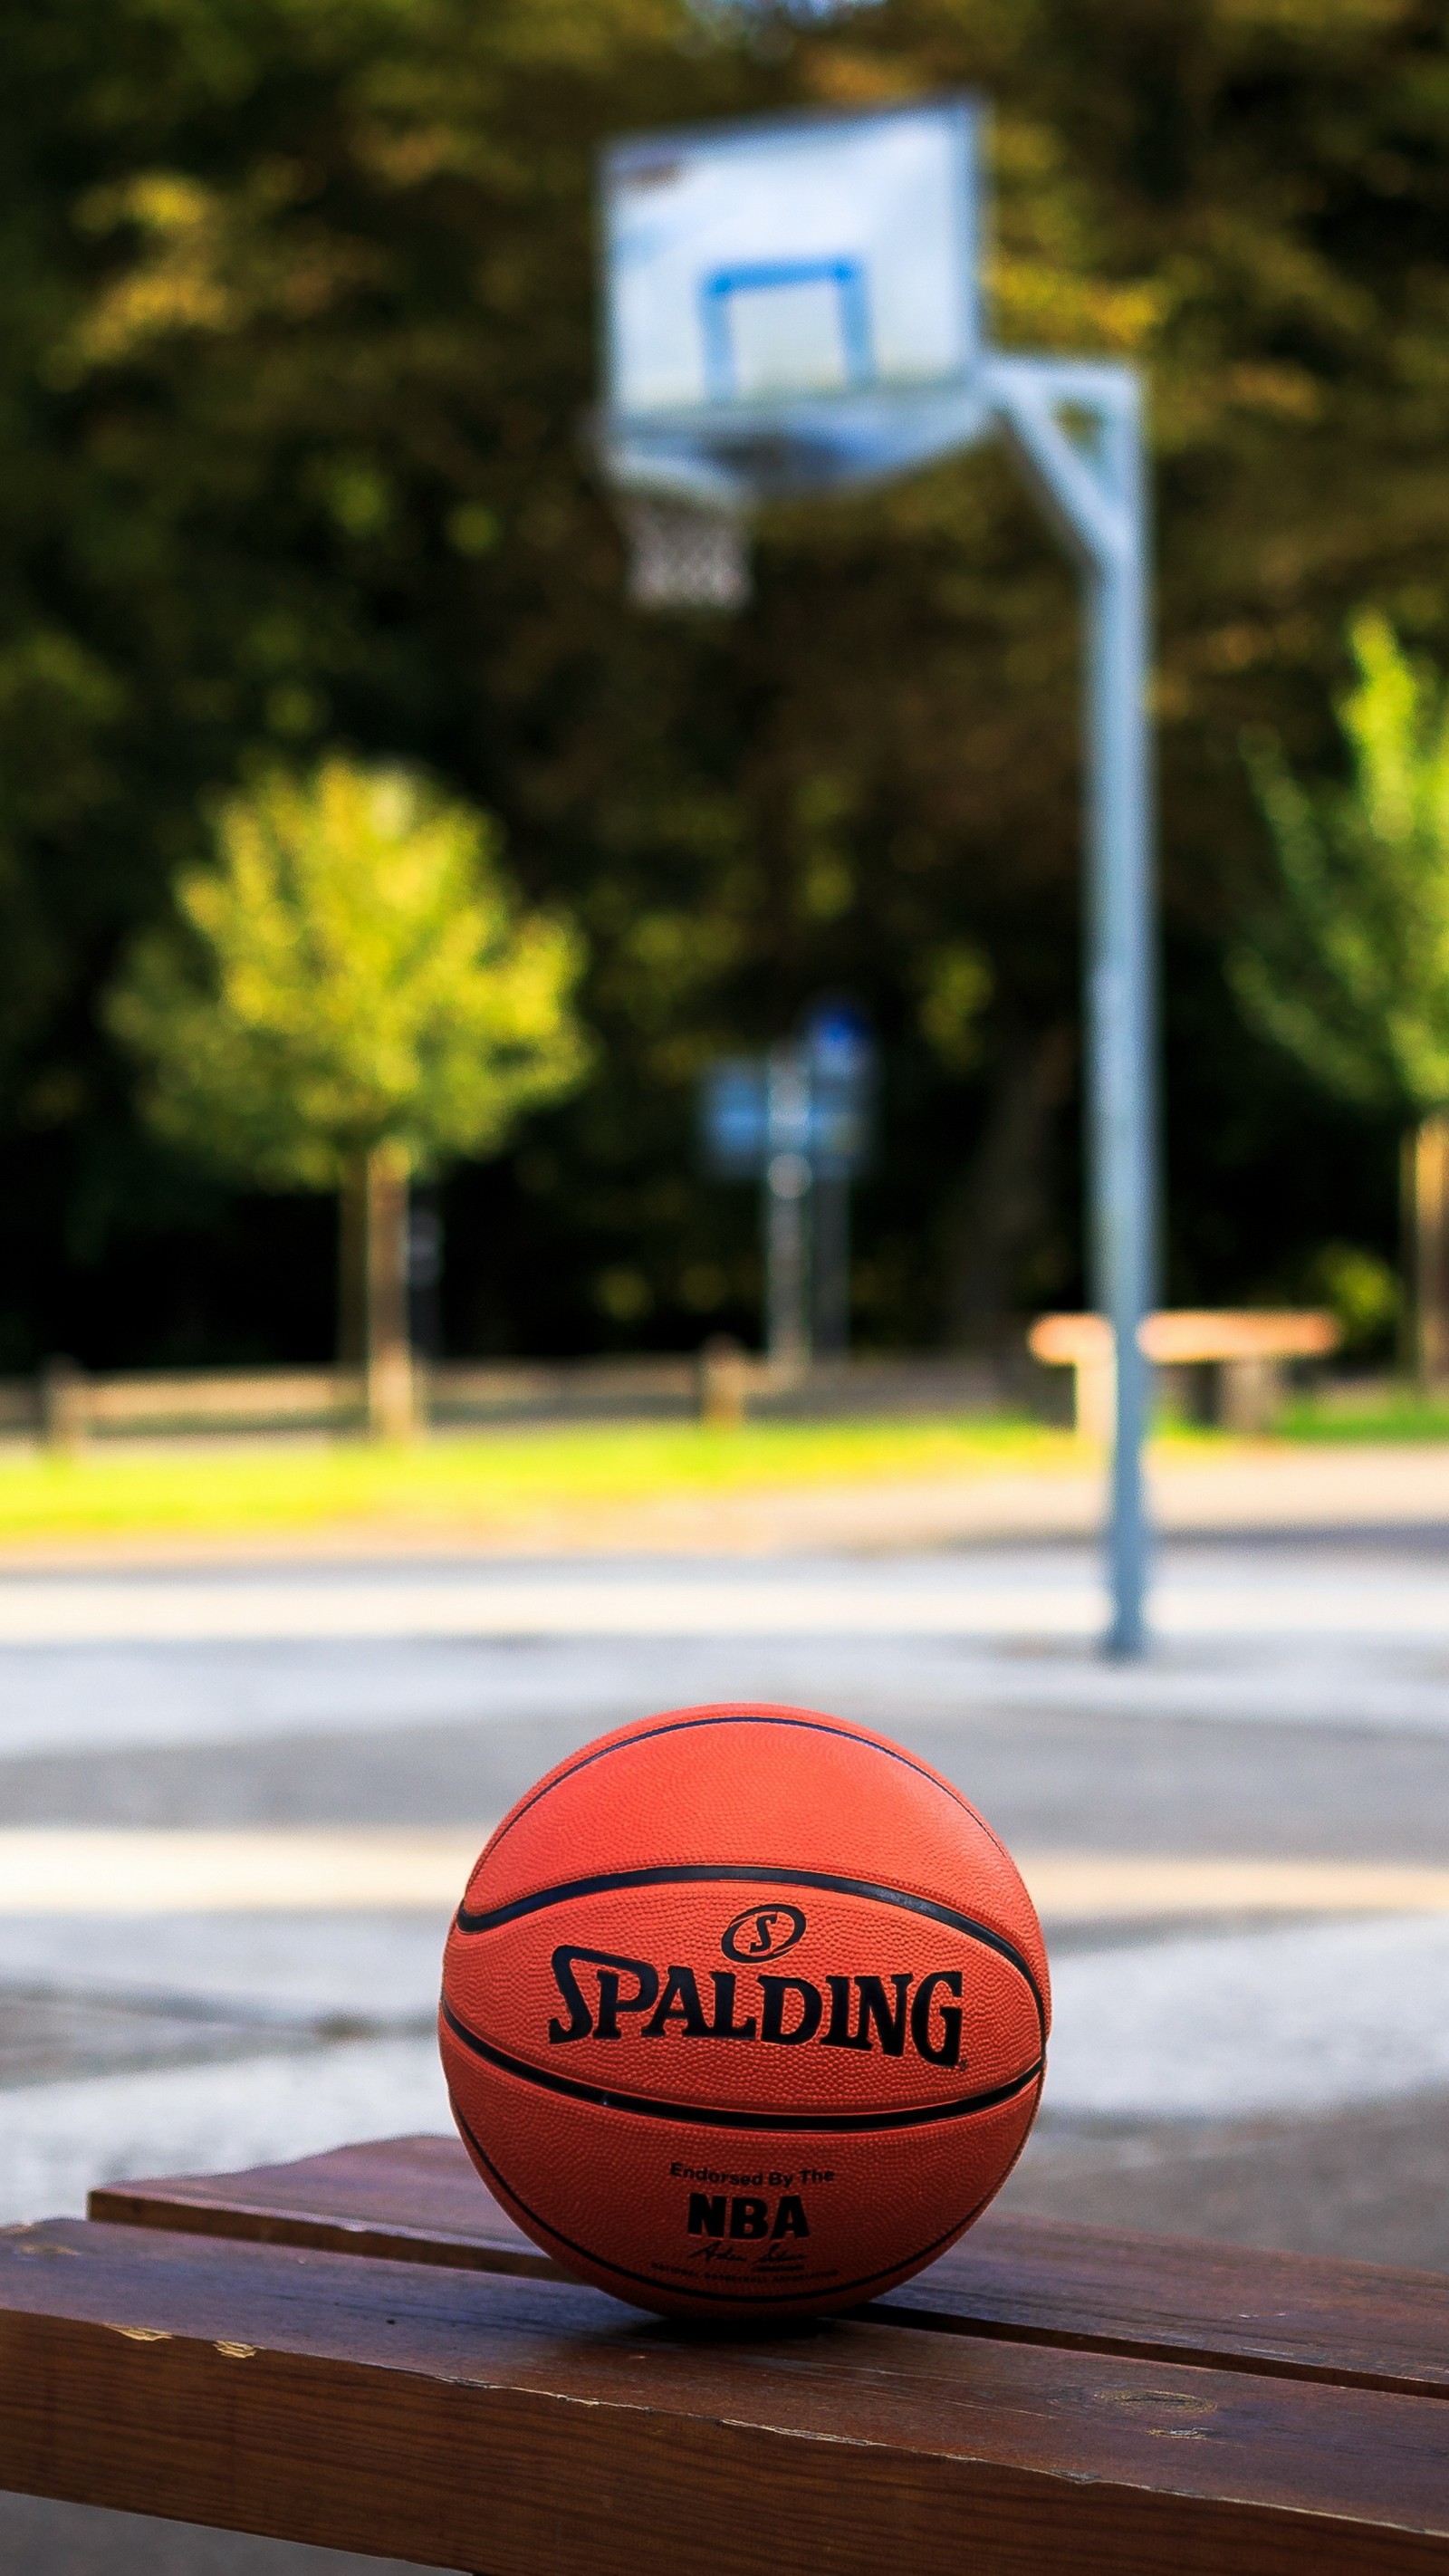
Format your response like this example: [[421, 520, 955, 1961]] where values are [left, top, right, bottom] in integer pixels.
[[439, 1701, 1049, 2320]]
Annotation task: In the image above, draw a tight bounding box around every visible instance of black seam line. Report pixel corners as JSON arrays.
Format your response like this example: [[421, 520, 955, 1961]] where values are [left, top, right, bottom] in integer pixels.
[[447, 2092, 1000, 2310], [440, 1997, 1043, 2135], [455, 1860, 1043, 2030], [482, 1710, 977, 1862]]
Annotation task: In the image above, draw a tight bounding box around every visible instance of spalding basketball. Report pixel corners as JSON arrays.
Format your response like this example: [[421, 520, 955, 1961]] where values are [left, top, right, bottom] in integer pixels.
[[439, 1702, 1049, 2320]]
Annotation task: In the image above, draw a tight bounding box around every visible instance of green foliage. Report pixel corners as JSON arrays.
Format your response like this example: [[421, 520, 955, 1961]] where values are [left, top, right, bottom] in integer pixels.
[[1305, 1239, 1401, 1356], [918, 943, 993, 1072], [3, 0, 1449, 1358], [1235, 616, 1449, 1116], [109, 756, 587, 1187]]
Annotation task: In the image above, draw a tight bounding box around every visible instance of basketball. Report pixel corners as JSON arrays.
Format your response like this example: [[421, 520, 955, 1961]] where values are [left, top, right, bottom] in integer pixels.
[[439, 1702, 1049, 2321]]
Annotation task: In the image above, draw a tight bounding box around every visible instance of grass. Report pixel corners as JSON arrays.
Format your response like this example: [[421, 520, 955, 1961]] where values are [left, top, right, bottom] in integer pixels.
[[1276, 1384, 1449, 1442], [5, 1390, 1440, 1545], [0, 1414, 1086, 1543]]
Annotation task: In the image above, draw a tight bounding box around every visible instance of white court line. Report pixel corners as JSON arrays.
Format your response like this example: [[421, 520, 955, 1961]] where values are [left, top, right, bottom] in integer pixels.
[[1022, 1854, 1449, 1918], [0, 1828, 488, 1912], [4, 1572, 1449, 1643], [4, 1830, 1449, 1918], [0, 1576, 1103, 1642], [1048, 1914, 1449, 2119], [0, 2038, 450, 2227]]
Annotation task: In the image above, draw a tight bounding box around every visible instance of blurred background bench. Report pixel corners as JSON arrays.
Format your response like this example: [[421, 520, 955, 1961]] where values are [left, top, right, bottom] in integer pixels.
[[1030, 1309, 1341, 1438], [9, 1320, 1339, 1450]]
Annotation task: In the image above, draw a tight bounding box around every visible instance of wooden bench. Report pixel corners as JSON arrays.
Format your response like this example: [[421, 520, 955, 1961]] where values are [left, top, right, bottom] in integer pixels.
[[1030, 1310, 1341, 1439], [2, 2131, 1447, 2571]]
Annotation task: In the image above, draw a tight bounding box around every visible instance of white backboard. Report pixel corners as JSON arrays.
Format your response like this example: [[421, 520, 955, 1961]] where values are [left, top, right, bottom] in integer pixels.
[[603, 100, 981, 420]]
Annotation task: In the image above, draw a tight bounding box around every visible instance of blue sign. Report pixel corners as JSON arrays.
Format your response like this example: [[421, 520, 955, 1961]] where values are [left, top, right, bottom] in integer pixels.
[[700, 1059, 770, 1177], [802, 1004, 875, 1177], [700, 1014, 876, 1180]]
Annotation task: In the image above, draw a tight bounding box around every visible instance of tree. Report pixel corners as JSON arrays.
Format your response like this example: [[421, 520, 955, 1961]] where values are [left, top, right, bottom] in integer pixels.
[[109, 755, 588, 1428], [7, 0, 1449, 1362], [1233, 614, 1449, 1378]]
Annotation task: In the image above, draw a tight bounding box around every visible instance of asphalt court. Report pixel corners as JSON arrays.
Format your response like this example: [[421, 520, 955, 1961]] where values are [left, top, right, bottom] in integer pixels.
[[5, 1531, 1449, 2573], [0, 1536, 1446, 2231], [10, 1540, 1449, 1760]]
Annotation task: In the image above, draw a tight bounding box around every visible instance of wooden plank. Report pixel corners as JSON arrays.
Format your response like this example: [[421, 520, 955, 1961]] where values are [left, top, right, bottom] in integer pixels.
[[877, 2216, 1449, 2403], [90, 2133, 1449, 2404], [4, 2217, 1448, 2575], [81, 1369, 363, 1427], [91, 2135, 548, 2279], [1140, 1312, 1339, 1362], [1030, 1312, 1114, 1363], [1030, 1310, 1339, 1363], [433, 1359, 700, 1403]]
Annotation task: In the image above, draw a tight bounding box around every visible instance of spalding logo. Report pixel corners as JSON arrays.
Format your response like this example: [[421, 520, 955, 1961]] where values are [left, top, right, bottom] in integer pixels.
[[721, 1904, 807, 1963], [545, 1947, 965, 2065]]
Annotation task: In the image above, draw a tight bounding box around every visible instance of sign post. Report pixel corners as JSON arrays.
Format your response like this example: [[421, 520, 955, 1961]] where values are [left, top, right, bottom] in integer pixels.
[[803, 1003, 875, 1358], [764, 1047, 811, 1369], [600, 100, 1156, 1655], [702, 1011, 876, 1369]]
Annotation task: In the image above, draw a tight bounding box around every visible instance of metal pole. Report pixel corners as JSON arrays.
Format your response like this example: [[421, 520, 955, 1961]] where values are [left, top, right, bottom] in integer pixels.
[[764, 1050, 811, 1370], [1083, 387, 1155, 1656], [987, 358, 1156, 1656], [811, 1171, 850, 1358]]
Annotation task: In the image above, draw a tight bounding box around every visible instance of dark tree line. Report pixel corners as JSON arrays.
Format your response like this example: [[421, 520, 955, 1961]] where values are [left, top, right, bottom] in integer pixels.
[[0, 0, 1438, 1367]]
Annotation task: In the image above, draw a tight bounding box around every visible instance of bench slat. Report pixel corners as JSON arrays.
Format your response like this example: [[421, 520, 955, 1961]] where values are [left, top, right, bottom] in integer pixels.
[[89, 2133, 1449, 2405], [90, 2132, 545, 2278], [1028, 1311, 1339, 1363], [4, 2216, 1447, 2576], [877, 2221, 1449, 2402]]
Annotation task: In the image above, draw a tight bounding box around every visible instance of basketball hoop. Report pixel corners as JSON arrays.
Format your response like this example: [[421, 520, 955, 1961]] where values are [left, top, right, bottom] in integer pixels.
[[600, 103, 987, 614], [623, 494, 751, 611], [594, 97, 1158, 1654]]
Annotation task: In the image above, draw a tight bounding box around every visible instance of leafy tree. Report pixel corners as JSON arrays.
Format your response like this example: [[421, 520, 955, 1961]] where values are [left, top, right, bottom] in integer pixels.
[[109, 755, 587, 1424], [1234, 614, 1449, 1373], [5, 0, 1449, 1361]]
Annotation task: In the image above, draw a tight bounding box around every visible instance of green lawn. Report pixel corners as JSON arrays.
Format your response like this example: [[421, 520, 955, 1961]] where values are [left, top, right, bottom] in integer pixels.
[[3, 1396, 1439, 1544], [1276, 1386, 1449, 1441], [0, 1415, 1083, 1542]]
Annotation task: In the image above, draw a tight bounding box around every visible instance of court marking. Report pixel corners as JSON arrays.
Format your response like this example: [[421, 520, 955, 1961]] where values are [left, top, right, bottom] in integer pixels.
[[4, 1830, 1449, 1918], [5, 1568, 1449, 1643]]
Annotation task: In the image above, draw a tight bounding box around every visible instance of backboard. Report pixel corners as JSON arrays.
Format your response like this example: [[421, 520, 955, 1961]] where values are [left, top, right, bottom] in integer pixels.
[[598, 97, 988, 597], [603, 99, 982, 428]]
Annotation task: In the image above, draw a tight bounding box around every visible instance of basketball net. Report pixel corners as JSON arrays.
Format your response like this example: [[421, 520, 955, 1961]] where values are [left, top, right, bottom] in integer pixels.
[[624, 495, 751, 611]]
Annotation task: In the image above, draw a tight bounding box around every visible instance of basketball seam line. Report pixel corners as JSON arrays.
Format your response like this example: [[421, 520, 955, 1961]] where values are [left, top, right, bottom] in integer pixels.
[[440, 1995, 1044, 2134], [475, 1709, 982, 1870], [454, 1860, 1044, 2032], [446, 2091, 1007, 2309]]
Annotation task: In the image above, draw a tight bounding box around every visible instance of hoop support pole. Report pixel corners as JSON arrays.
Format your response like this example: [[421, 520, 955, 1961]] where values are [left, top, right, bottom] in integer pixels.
[[988, 356, 1156, 1658]]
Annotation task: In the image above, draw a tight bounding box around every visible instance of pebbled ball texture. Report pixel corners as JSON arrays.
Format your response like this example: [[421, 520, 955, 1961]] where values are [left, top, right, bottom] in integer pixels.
[[440, 1701, 1050, 2320]]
